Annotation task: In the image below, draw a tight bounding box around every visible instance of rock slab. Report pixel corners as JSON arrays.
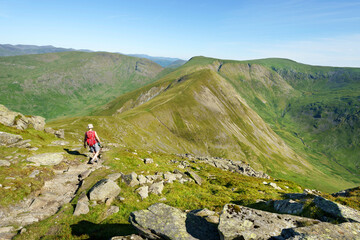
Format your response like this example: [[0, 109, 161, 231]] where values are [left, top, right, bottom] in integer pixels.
[[129, 203, 219, 240], [88, 179, 121, 202], [218, 204, 319, 240], [26, 152, 64, 166]]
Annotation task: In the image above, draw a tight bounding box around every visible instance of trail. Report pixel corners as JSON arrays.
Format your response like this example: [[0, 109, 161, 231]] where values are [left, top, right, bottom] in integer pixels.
[[0, 149, 103, 239]]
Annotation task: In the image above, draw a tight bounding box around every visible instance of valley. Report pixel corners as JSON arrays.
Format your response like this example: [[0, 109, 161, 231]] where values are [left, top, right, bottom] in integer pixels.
[[0, 52, 359, 239]]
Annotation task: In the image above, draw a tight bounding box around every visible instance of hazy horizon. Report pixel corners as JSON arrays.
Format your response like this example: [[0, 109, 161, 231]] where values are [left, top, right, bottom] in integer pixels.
[[1, 0, 360, 67]]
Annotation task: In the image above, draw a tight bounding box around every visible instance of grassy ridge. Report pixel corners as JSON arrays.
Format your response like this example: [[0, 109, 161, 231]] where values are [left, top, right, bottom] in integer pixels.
[[0, 51, 163, 120], [69, 56, 360, 192]]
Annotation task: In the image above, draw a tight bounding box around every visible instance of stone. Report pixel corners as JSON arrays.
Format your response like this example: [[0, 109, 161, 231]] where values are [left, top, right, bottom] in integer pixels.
[[55, 129, 65, 139], [314, 196, 360, 222], [49, 140, 69, 146], [116, 196, 125, 201], [44, 127, 55, 134], [110, 234, 144, 240], [136, 186, 149, 200], [273, 199, 304, 215], [280, 222, 360, 239], [0, 131, 23, 146], [191, 208, 219, 224], [73, 201, 89, 216], [0, 160, 11, 167], [107, 173, 122, 181], [143, 158, 154, 164], [164, 172, 177, 183], [122, 172, 140, 187], [129, 203, 219, 240], [78, 169, 92, 180], [0, 105, 45, 131], [88, 179, 121, 202], [269, 182, 282, 190], [148, 181, 164, 195], [29, 170, 40, 178], [186, 170, 203, 185], [106, 206, 119, 217], [218, 204, 319, 240], [26, 152, 64, 166], [27, 116, 46, 131], [137, 175, 147, 185]]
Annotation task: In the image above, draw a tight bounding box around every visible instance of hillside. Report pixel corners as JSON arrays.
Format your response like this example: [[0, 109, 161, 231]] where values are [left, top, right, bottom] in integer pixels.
[[50, 57, 358, 193], [0, 51, 163, 120], [0, 58, 359, 239]]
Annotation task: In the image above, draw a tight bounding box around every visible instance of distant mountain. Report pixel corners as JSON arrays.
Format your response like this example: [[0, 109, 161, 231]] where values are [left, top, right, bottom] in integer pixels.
[[127, 54, 186, 67], [0, 44, 186, 68], [0, 44, 92, 56], [0, 51, 163, 120]]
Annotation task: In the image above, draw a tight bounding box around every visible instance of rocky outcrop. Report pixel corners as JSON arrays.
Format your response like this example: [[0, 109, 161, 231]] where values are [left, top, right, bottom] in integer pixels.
[[0, 104, 45, 131], [218, 204, 319, 240], [0, 131, 32, 148], [129, 203, 219, 240], [26, 152, 64, 166], [279, 222, 360, 239], [126, 202, 360, 240], [269, 193, 360, 223], [179, 154, 270, 179], [313, 196, 360, 222], [88, 179, 121, 202], [122, 171, 192, 200], [0, 163, 98, 230]]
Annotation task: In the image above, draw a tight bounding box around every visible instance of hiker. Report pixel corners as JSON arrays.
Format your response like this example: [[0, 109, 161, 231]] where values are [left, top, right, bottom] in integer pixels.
[[84, 123, 101, 164]]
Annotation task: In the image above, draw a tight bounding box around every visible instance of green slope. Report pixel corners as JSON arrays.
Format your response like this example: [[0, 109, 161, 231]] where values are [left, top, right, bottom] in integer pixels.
[[0, 51, 163, 120], [50, 57, 360, 192]]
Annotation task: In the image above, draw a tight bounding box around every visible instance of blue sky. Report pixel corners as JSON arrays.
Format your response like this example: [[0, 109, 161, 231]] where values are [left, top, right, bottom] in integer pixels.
[[1, 0, 360, 67]]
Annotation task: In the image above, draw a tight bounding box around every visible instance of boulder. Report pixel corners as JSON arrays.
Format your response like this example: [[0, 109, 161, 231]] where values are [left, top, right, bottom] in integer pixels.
[[0, 131, 23, 146], [218, 204, 319, 240], [273, 199, 304, 215], [26, 152, 64, 166], [0, 104, 45, 130], [143, 158, 154, 164], [122, 172, 140, 187], [164, 172, 177, 183], [55, 129, 65, 139], [73, 201, 89, 216], [314, 196, 360, 222], [129, 203, 219, 240], [148, 181, 164, 195], [105, 206, 120, 218], [0, 160, 11, 167], [88, 179, 121, 202], [186, 171, 203, 185], [27, 116, 46, 131], [136, 186, 149, 200], [280, 222, 360, 239], [137, 175, 147, 185], [107, 173, 122, 181]]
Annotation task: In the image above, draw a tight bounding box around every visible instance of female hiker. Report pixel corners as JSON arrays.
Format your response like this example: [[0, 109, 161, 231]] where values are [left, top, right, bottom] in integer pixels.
[[84, 123, 101, 164]]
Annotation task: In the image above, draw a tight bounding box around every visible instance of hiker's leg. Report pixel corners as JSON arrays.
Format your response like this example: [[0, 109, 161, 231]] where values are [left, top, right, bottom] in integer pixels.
[[91, 144, 101, 162], [92, 150, 100, 162]]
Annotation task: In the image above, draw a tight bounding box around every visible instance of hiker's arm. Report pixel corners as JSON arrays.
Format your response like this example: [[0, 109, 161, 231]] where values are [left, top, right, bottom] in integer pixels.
[[83, 133, 87, 148], [95, 131, 101, 143]]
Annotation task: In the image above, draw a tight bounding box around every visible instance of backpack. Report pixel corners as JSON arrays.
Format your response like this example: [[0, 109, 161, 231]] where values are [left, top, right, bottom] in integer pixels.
[[86, 130, 97, 147]]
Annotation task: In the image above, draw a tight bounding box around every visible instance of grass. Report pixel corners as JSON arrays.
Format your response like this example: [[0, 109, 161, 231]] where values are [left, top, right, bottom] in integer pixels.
[[0, 52, 164, 120], [13, 147, 305, 240]]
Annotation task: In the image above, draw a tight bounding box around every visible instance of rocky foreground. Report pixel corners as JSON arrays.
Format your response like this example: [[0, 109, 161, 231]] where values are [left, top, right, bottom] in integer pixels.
[[0, 105, 360, 239]]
